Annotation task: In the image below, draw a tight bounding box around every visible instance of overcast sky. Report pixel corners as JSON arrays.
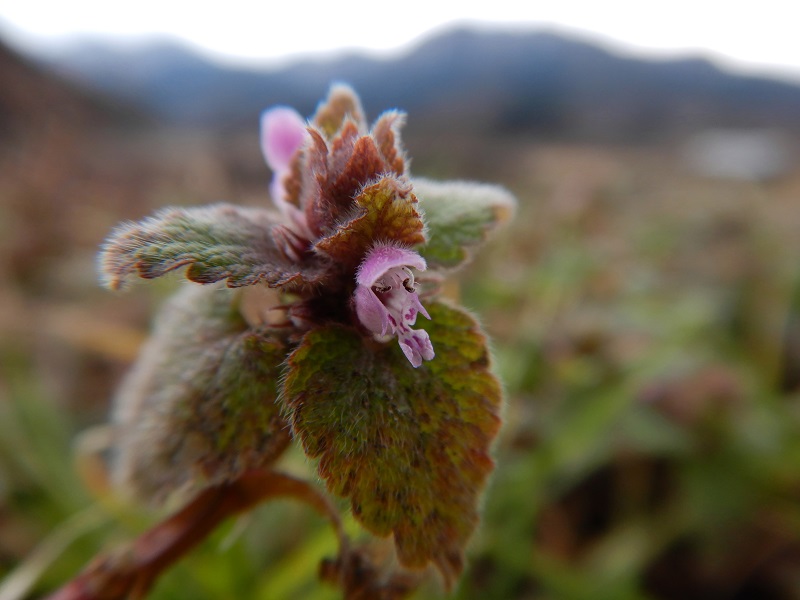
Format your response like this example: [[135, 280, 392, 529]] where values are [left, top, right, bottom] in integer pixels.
[[1, 0, 797, 82]]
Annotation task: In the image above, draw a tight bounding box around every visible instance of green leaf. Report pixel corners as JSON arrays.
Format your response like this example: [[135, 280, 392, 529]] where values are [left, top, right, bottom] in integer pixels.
[[100, 203, 323, 291], [112, 284, 290, 503], [413, 178, 516, 270], [281, 301, 502, 586]]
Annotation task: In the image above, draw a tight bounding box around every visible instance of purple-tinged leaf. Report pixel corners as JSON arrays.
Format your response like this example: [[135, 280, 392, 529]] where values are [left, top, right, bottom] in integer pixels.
[[325, 135, 390, 220], [328, 118, 361, 179], [299, 129, 331, 237]]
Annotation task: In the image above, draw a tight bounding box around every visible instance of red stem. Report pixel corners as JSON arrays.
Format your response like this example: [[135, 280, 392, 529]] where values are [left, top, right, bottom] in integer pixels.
[[44, 470, 344, 600]]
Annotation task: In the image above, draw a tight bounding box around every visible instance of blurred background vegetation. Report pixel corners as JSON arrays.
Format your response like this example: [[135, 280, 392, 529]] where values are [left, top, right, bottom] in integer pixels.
[[2, 24, 800, 599]]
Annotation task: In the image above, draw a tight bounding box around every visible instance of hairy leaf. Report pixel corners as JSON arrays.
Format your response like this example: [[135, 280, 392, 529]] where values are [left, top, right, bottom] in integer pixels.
[[111, 284, 290, 503], [327, 136, 389, 215], [413, 178, 516, 270], [282, 301, 502, 586], [315, 176, 426, 269], [100, 203, 322, 290], [312, 131, 404, 234], [371, 110, 407, 175], [313, 83, 367, 137]]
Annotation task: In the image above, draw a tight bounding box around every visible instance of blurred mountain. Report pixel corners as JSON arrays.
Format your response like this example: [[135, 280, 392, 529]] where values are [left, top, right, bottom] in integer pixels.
[[22, 28, 800, 140], [0, 38, 146, 144]]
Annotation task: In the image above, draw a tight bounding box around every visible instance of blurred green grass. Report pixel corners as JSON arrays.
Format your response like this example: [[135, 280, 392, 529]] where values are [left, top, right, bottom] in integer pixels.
[[3, 129, 800, 599]]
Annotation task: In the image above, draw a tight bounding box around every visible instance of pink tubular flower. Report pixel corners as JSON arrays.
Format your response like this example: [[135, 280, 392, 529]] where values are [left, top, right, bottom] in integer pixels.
[[354, 244, 434, 368], [260, 107, 307, 185], [260, 106, 314, 247]]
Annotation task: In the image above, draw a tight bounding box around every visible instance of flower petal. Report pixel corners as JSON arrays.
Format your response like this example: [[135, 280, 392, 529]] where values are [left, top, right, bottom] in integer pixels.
[[356, 244, 426, 288], [353, 285, 392, 337], [399, 328, 435, 368], [260, 106, 307, 174]]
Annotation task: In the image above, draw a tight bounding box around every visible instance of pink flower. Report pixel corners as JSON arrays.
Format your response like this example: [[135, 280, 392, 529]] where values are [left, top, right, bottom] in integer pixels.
[[354, 244, 434, 368], [260, 106, 307, 198], [260, 106, 314, 251], [261, 95, 434, 368]]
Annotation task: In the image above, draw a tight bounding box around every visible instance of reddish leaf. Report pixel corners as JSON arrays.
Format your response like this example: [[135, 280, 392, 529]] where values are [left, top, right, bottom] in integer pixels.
[[313, 84, 367, 137], [372, 111, 406, 175], [326, 136, 389, 219], [315, 176, 426, 269]]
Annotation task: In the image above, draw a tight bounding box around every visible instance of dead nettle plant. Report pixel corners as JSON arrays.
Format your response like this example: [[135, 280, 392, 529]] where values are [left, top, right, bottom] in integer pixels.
[[49, 84, 516, 599]]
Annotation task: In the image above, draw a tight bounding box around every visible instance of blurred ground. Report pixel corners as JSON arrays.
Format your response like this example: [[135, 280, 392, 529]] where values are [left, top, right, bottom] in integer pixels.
[[3, 46, 800, 599]]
